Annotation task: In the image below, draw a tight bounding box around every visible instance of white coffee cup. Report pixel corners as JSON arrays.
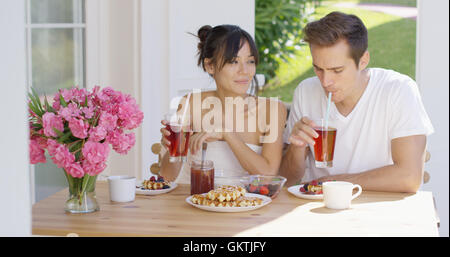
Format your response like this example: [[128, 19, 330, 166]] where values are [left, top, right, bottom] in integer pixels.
[[322, 181, 362, 210], [107, 175, 136, 202]]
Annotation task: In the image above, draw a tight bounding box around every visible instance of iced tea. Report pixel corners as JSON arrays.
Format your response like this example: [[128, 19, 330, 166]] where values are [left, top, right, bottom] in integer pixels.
[[313, 126, 337, 168], [165, 123, 191, 162]]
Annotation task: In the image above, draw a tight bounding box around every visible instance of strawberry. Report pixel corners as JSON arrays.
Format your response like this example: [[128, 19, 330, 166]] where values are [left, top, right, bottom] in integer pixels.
[[311, 180, 318, 186], [150, 176, 156, 182], [259, 186, 269, 195], [300, 187, 306, 193]]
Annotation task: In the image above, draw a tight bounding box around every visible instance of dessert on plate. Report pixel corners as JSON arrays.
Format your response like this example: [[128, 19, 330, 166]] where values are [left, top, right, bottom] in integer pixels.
[[191, 185, 263, 207], [299, 180, 323, 194], [138, 175, 171, 190]]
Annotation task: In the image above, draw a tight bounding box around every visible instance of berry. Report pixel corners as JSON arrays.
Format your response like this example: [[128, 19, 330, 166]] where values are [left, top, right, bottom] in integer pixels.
[[249, 185, 258, 193], [149, 176, 156, 182], [259, 186, 269, 195], [311, 180, 318, 186], [157, 176, 164, 182], [300, 187, 306, 193], [162, 185, 170, 189], [303, 183, 309, 191]]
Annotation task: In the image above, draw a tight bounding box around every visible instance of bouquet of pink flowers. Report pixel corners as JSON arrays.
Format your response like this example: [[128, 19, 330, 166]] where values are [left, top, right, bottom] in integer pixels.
[[28, 86, 143, 211]]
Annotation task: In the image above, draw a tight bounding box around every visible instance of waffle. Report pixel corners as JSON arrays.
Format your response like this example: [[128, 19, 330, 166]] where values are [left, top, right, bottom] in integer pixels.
[[206, 185, 247, 202], [190, 185, 263, 208], [191, 194, 238, 207], [235, 196, 263, 207], [191, 194, 262, 207], [142, 180, 171, 190]]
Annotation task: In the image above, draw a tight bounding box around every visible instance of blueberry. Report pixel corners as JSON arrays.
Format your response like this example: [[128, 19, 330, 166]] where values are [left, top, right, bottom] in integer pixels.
[[162, 185, 170, 189]]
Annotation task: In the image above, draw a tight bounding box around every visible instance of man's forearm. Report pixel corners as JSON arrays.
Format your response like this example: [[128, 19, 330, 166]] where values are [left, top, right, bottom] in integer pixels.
[[318, 163, 423, 193], [280, 144, 308, 187]]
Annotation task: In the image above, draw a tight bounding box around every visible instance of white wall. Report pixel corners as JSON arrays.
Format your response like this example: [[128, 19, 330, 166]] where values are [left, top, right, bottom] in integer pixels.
[[141, 0, 255, 179], [416, 0, 449, 237], [86, 0, 142, 180], [0, 0, 31, 236]]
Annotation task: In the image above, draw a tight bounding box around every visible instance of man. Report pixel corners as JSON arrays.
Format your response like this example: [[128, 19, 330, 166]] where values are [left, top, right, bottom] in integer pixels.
[[280, 12, 434, 193]]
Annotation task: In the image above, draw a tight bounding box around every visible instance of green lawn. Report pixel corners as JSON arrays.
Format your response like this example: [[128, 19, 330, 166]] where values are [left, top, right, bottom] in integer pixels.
[[259, 2, 416, 102], [328, 0, 416, 7]]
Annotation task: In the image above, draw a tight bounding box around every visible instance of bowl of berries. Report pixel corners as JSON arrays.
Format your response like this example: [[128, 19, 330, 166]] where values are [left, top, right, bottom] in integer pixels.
[[240, 175, 287, 199]]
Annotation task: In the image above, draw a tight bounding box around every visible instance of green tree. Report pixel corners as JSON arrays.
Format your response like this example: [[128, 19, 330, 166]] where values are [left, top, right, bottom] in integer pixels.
[[255, 0, 320, 81]]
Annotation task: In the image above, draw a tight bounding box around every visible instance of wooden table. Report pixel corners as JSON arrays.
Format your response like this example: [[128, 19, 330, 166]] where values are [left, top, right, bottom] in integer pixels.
[[32, 182, 439, 236]]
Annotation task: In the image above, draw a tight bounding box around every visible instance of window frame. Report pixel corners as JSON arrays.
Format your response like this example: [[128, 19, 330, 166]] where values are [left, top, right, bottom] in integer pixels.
[[25, 0, 88, 204]]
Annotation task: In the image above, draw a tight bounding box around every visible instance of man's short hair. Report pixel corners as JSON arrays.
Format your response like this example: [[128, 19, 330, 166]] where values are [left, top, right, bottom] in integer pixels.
[[303, 11, 368, 67]]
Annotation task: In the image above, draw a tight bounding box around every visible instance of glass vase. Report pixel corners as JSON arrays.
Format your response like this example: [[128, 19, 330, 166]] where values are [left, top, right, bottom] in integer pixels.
[[63, 171, 99, 214]]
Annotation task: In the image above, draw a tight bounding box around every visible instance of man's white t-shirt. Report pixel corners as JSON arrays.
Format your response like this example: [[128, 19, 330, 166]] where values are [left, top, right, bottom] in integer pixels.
[[283, 68, 434, 183]]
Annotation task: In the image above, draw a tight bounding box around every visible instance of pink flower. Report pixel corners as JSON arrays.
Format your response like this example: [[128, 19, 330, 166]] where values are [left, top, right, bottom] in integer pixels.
[[58, 103, 81, 121], [31, 135, 47, 149], [71, 87, 88, 103], [46, 139, 60, 156], [82, 106, 95, 119], [29, 85, 143, 175], [97, 87, 117, 104], [65, 162, 85, 178], [60, 88, 75, 103], [50, 144, 75, 169], [82, 161, 107, 176], [117, 97, 144, 130], [89, 126, 107, 142], [99, 112, 118, 131], [42, 112, 64, 137], [107, 131, 135, 155], [68, 118, 89, 139], [29, 139, 46, 164], [82, 141, 109, 164]]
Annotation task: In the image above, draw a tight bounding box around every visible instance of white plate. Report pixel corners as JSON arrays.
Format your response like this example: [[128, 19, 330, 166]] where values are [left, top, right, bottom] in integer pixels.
[[287, 185, 323, 200], [185, 193, 272, 213], [135, 181, 178, 195]]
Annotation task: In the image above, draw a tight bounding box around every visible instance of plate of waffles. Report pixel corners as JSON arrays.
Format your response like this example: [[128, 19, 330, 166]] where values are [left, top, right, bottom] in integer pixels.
[[186, 185, 272, 212], [135, 176, 178, 195], [287, 184, 323, 200]]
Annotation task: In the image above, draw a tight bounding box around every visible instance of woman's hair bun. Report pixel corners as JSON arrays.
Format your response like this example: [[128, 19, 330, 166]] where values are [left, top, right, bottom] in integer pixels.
[[197, 25, 212, 51]]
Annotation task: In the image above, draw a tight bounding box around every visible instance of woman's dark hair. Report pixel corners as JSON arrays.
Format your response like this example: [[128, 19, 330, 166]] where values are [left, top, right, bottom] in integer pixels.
[[195, 24, 260, 95], [303, 11, 368, 67]]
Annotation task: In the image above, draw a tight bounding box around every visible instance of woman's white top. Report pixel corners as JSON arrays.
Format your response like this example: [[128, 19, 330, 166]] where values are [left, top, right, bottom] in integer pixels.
[[174, 140, 262, 184]]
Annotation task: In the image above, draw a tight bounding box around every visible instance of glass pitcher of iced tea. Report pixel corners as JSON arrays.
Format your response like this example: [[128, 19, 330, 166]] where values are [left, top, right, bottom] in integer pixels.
[[190, 160, 214, 195]]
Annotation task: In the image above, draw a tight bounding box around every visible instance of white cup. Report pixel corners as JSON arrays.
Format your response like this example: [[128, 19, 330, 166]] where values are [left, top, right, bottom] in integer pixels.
[[323, 181, 362, 210], [107, 176, 136, 202]]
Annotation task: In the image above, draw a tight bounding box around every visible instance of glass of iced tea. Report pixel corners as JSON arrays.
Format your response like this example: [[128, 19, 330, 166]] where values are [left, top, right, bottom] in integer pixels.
[[312, 119, 337, 168], [190, 160, 214, 195], [164, 113, 191, 163]]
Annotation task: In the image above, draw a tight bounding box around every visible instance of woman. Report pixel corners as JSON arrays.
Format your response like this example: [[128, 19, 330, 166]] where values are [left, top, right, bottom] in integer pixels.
[[159, 24, 286, 183]]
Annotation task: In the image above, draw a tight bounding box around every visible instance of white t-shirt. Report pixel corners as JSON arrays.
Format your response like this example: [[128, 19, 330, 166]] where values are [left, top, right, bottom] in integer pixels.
[[283, 68, 434, 183]]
